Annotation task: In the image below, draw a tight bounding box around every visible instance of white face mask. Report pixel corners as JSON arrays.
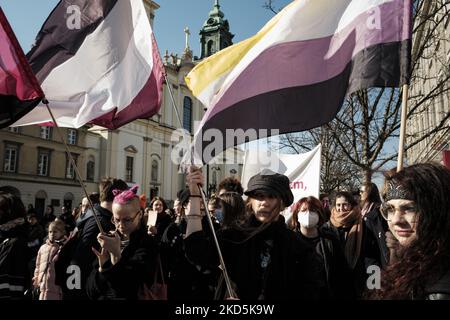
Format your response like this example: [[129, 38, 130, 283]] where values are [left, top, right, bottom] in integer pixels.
[[297, 211, 319, 228]]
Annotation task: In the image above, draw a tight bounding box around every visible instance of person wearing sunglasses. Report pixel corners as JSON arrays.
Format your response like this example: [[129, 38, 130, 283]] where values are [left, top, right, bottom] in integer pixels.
[[87, 185, 158, 300], [370, 163, 450, 300]]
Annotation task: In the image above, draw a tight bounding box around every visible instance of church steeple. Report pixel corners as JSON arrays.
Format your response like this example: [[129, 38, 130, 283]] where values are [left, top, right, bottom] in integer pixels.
[[200, 0, 234, 59]]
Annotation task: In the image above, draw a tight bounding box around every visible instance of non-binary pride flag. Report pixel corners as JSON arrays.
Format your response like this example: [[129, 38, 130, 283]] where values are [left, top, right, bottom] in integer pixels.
[[13, 0, 165, 129], [0, 8, 43, 129], [186, 0, 411, 164]]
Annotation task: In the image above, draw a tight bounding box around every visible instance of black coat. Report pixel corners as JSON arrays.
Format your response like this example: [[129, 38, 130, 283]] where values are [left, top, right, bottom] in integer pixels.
[[324, 220, 382, 298], [297, 226, 355, 300], [185, 215, 323, 300], [0, 218, 31, 300], [86, 224, 158, 300], [55, 204, 115, 300], [363, 207, 389, 268], [161, 217, 220, 300], [425, 270, 450, 300]]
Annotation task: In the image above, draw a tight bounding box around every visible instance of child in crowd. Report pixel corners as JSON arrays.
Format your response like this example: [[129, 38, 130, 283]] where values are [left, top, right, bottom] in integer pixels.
[[33, 219, 67, 300]]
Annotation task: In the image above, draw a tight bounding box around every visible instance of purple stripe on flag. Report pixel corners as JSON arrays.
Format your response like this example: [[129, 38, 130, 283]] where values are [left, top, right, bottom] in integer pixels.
[[91, 34, 165, 129], [196, 40, 410, 164], [206, 0, 411, 122]]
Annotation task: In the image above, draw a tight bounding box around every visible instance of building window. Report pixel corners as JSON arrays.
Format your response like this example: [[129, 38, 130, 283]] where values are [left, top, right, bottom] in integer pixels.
[[86, 156, 95, 182], [67, 129, 77, 145], [125, 156, 134, 182], [183, 96, 192, 133], [66, 154, 77, 179], [207, 40, 214, 56], [8, 127, 19, 133], [40, 126, 52, 140], [3, 145, 18, 173], [151, 160, 158, 182], [37, 150, 50, 176]]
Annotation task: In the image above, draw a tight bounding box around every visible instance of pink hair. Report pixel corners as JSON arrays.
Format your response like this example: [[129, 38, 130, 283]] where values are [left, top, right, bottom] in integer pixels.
[[113, 185, 139, 205]]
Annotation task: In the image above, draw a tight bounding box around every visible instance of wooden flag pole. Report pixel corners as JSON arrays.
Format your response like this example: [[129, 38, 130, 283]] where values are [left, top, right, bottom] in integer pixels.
[[397, 84, 409, 172], [43, 99, 104, 234], [392, 84, 409, 264]]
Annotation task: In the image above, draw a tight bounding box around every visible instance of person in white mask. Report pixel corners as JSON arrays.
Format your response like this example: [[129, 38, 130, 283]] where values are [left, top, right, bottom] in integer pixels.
[[290, 196, 355, 300]]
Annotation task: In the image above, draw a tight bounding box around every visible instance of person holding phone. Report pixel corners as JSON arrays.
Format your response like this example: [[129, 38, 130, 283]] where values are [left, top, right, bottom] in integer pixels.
[[87, 185, 158, 300]]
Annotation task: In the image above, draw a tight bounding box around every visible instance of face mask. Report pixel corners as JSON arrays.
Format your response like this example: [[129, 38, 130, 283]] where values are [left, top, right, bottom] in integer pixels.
[[297, 211, 319, 228]]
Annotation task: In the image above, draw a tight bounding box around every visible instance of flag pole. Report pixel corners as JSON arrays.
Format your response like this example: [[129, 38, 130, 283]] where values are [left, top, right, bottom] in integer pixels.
[[397, 84, 409, 172], [392, 84, 409, 264], [43, 99, 104, 234], [198, 185, 237, 299], [165, 76, 236, 298], [164, 74, 184, 130]]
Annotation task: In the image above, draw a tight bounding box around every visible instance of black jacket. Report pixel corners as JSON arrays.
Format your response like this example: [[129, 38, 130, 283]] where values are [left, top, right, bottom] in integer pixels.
[[185, 215, 323, 300], [425, 270, 450, 300], [297, 226, 355, 300], [86, 225, 158, 300], [324, 220, 382, 298], [0, 218, 31, 300], [55, 204, 115, 300], [161, 217, 220, 300], [363, 207, 389, 268]]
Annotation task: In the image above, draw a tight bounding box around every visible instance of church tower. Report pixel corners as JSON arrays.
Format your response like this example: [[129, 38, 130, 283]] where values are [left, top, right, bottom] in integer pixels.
[[200, 0, 234, 59]]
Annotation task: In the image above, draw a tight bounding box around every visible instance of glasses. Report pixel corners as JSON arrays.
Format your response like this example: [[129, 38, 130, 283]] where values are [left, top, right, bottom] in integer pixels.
[[380, 203, 418, 222], [111, 211, 141, 226]]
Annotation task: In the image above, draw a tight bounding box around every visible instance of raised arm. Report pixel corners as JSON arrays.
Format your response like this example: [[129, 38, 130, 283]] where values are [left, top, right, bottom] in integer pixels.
[[185, 166, 204, 238]]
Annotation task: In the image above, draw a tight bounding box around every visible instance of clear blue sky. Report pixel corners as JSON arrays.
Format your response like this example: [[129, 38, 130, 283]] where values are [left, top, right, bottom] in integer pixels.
[[0, 0, 397, 185], [0, 0, 290, 57]]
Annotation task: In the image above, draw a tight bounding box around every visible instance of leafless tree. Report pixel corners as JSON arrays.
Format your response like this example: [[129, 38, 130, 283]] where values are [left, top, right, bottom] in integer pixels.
[[278, 127, 361, 194], [262, 0, 281, 15], [273, 0, 450, 188]]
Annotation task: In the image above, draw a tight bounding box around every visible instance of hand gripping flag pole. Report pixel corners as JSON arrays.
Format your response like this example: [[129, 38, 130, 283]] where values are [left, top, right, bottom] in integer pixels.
[[164, 75, 237, 299]]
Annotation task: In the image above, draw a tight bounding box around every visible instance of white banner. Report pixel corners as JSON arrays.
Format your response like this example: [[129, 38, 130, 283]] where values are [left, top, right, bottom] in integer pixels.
[[241, 144, 322, 222]]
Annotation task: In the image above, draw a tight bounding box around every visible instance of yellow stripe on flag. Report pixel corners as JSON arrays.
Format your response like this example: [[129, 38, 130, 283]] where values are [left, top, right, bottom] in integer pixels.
[[185, 0, 298, 97]]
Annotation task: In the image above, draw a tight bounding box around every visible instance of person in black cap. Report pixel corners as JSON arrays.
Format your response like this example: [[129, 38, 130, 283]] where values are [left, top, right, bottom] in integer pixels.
[[184, 167, 322, 300]]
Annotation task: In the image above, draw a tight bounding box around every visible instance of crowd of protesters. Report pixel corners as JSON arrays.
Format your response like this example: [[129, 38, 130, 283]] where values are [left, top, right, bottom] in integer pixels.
[[0, 162, 449, 300]]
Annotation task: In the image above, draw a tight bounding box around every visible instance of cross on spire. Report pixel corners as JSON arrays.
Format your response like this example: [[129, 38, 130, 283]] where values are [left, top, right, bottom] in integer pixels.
[[184, 27, 190, 50]]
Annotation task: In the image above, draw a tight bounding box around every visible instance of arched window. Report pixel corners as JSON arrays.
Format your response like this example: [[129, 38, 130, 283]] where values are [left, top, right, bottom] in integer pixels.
[[207, 40, 214, 57], [151, 160, 159, 182], [183, 96, 192, 133], [86, 156, 95, 182]]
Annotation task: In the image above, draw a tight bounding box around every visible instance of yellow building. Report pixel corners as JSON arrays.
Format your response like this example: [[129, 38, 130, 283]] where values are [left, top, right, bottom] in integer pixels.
[[0, 0, 243, 212]]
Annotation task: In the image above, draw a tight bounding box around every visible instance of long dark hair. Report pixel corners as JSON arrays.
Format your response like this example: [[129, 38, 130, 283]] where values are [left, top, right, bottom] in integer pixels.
[[370, 163, 450, 299], [150, 196, 168, 213], [218, 191, 246, 229], [362, 182, 382, 207], [334, 191, 357, 209], [0, 191, 26, 224]]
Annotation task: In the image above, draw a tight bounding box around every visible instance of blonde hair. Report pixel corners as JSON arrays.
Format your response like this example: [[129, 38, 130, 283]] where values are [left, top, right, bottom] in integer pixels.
[[49, 219, 66, 235]]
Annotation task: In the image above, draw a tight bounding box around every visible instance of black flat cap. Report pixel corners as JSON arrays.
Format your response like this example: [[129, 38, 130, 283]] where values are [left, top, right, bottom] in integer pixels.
[[244, 171, 293, 207]]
